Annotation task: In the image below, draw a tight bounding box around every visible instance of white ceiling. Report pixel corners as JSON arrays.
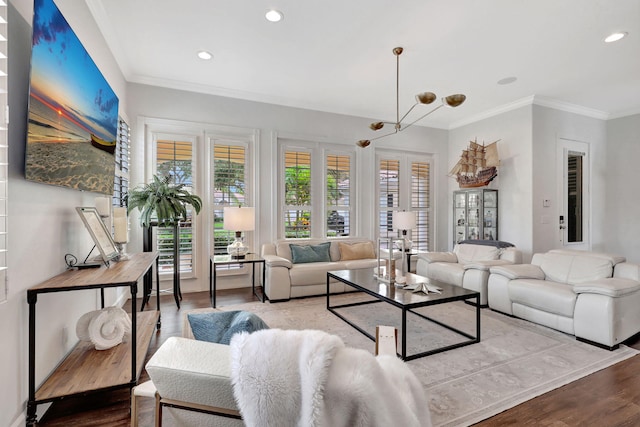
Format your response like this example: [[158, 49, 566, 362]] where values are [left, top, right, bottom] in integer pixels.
[[87, 0, 640, 129]]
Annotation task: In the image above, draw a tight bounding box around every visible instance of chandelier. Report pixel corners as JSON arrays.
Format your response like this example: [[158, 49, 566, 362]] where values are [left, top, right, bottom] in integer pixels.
[[356, 47, 466, 148]]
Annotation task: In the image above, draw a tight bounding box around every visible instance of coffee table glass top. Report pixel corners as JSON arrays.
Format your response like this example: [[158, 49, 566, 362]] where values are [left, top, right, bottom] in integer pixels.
[[328, 268, 478, 307]]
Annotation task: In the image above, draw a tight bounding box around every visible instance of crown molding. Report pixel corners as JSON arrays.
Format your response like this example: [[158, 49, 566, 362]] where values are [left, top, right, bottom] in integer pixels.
[[449, 95, 613, 129], [449, 96, 535, 129], [608, 107, 640, 120], [531, 96, 609, 120]]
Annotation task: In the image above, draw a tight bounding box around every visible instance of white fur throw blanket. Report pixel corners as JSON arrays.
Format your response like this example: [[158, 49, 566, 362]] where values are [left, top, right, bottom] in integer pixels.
[[230, 329, 432, 427], [76, 307, 132, 350]]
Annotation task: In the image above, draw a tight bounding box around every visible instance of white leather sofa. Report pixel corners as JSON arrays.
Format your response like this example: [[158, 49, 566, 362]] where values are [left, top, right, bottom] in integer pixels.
[[415, 242, 522, 306], [261, 238, 379, 301], [488, 249, 640, 349]]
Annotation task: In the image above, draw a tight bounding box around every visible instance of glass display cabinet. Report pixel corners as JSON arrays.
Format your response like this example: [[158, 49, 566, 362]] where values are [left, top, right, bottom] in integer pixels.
[[453, 189, 498, 243]]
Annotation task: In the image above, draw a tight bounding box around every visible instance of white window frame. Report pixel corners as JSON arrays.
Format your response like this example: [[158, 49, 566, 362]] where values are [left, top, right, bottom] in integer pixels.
[[279, 139, 356, 240], [376, 150, 433, 251], [150, 131, 200, 280], [210, 135, 254, 275]]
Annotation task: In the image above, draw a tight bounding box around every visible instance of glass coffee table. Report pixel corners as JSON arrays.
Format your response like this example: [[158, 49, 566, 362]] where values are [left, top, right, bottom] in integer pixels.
[[327, 268, 480, 361]]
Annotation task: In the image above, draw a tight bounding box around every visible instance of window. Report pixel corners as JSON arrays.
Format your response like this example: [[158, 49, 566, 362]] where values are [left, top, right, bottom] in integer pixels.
[[0, 2, 7, 302], [113, 118, 130, 208], [377, 154, 431, 251], [280, 142, 354, 239], [326, 154, 351, 237], [155, 138, 196, 276], [212, 143, 248, 255], [283, 149, 312, 238]]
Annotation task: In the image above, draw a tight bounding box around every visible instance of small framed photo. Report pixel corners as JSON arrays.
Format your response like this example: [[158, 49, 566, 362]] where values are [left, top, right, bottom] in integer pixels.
[[76, 207, 120, 264], [484, 191, 497, 208]]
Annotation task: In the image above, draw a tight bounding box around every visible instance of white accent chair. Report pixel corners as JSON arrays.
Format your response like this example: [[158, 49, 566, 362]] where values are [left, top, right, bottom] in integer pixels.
[[416, 242, 522, 306]]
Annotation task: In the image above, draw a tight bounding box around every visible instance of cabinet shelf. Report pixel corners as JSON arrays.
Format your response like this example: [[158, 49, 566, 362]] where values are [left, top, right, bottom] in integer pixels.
[[454, 189, 498, 243], [35, 310, 158, 402]]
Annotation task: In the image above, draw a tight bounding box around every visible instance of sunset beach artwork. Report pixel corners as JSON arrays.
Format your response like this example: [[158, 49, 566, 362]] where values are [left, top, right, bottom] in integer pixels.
[[26, 0, 119, 195]]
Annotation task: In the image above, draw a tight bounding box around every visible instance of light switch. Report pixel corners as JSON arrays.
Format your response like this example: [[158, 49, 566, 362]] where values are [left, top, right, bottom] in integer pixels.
[[543, 198, 551, 207]]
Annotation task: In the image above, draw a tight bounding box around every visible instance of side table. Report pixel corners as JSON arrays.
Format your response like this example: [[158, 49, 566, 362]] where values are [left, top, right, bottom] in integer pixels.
[[210, 253, 266, 308]]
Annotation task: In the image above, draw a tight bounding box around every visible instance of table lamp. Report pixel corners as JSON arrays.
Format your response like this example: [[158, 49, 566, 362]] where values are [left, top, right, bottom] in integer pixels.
[[223, 206, 255, 259], [393, 211, 416, 252]]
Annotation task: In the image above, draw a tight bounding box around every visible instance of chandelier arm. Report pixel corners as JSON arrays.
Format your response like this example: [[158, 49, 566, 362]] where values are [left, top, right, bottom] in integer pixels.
[[397, 102, 420, 127], [400, 104, 445, 131], [370, 129, 399, 142]]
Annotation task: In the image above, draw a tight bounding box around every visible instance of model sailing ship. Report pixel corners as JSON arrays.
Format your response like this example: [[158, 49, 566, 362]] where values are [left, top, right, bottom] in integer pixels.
[[449, 138, 500, 188]]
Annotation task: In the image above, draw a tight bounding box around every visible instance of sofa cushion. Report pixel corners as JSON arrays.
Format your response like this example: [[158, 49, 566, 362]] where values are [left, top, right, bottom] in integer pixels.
[[534, 253, 614, 285], [289, 261, 338, 286], [338, 241, 375, 260], [290, 242, 331, 264], [427, 262, 465, 286], [187, 311, 269, 345], [508, 279, 577, 317], [454, 244, 500, 264], [573, 278, 640, 298]]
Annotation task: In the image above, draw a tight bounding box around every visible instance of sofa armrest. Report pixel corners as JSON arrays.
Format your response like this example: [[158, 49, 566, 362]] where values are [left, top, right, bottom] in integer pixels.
[[573, 278, 640, 297], [464, 259, 512, 271], [416, 251, 457, 264], [499, 248, 523, 264], [489, 264, 545, 280], [614, 262, 640, 281], [263, 254, 292, 269]]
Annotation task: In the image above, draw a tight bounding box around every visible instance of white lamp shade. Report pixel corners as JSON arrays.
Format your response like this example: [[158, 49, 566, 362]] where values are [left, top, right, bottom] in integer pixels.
[[393, 211, 416, 230], [223, 207, 255, 231]]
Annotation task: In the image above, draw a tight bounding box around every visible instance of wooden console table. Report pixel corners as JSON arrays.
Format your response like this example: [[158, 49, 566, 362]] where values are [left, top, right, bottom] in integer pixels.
[[26, 252, 160, 427]]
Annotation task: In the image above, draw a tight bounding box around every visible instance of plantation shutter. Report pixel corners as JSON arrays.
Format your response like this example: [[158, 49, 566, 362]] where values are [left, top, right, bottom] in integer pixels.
[[213, 143, 247, 255], [284, 150, 312, 238], [326, 154, 351, 237], [156, 139, 195, 275], [411, 161, 430, 251], [378, 159, 400, 243]]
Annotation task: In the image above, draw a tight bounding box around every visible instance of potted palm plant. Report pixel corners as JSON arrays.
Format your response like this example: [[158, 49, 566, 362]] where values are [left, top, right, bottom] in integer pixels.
[[127, 174, 202, 227], [127, 174, 202, 309]]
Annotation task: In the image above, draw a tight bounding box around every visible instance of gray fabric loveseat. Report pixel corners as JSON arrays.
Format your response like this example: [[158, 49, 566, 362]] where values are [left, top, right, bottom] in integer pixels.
[[261, 238, 379, 301]]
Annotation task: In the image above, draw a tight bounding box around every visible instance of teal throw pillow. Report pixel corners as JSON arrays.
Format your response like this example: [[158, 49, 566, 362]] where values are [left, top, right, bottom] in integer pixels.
[[187, 311, 269, 345], [290, 242, 331, 264]]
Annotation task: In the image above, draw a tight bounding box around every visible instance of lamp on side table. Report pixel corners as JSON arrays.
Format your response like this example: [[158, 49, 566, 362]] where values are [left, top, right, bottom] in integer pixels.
[[223, 206, 255, 259]]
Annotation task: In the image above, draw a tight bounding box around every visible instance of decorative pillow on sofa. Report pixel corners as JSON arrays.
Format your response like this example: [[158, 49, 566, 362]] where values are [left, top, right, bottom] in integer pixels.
[[339, 241, 376, 260], [290, 242, 331, 264], [187, 310, 269, 345]]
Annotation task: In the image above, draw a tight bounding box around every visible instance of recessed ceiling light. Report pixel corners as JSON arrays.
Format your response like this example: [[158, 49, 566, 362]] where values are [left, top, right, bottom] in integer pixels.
[[497, 76, 518, 85], [265, 9, 283, 22], [197, 50, 213, 60], [604, 32, 628, 43]]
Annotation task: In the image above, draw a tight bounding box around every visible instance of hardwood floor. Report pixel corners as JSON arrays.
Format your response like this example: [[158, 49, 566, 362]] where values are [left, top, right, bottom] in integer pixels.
[[38, 289, 640, 427]]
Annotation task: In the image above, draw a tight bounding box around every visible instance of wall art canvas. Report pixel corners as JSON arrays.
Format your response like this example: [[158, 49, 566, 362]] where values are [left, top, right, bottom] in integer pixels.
[[25, 0, 119, 194]]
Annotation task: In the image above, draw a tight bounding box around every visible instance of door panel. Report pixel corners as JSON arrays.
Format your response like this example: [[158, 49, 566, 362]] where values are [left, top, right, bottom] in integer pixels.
[[556, 138, 590, 250]]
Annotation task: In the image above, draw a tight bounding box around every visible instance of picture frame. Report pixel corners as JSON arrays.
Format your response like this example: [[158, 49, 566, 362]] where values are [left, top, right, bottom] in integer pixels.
[[76, 207, 120, 264]]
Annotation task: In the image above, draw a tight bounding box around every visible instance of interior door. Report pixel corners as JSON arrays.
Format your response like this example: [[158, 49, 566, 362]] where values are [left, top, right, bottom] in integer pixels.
[[556, 138, 590, 250]]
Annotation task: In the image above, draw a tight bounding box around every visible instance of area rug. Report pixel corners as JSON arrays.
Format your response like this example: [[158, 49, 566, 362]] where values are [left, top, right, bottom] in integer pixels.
[[185, 294, 638, 426]]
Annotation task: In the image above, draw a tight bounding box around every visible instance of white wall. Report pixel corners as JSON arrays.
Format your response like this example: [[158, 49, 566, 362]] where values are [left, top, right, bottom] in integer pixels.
[[1, 1, 128, 426], [449, 106, 534, 258], [126, 83, 450, 293], [531, 105, 608, 254], [605, 114, 640, 262]]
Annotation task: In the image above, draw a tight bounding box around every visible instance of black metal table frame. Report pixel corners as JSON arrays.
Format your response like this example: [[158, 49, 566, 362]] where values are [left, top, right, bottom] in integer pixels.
[[26, 255, 160, 427], [210, 255, 266, 308], [327, 271, 480, 361]]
